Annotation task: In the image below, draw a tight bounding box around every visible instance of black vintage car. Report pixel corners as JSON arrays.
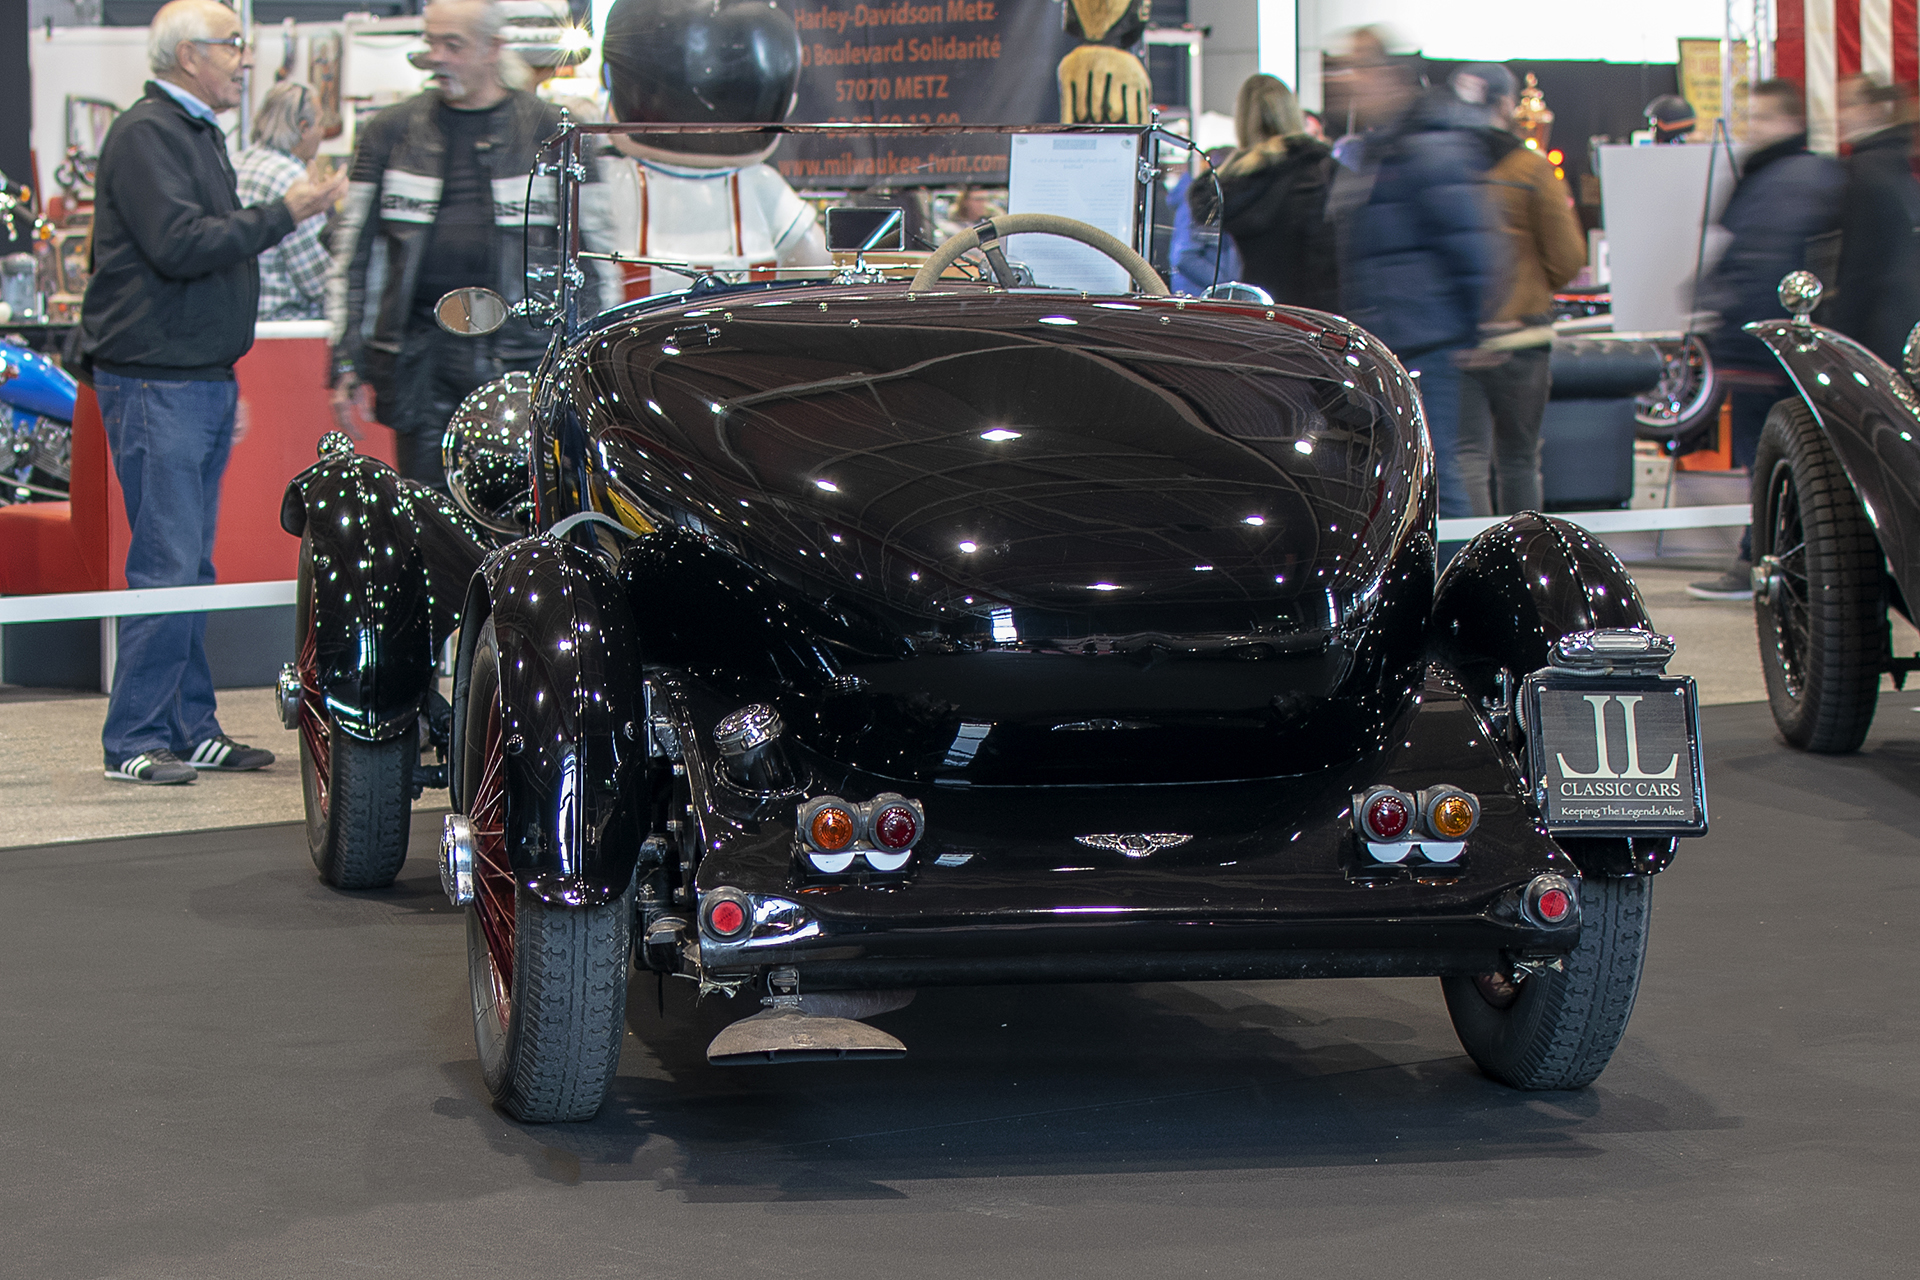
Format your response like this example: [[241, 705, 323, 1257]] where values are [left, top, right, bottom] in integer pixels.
[[1742, 271, 1920, 750], [279, 122, 1709, 1122]]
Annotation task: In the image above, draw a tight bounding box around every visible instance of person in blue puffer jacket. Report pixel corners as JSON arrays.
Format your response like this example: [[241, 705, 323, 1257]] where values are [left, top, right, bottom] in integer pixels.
[[1330, 56, 1502, 518]]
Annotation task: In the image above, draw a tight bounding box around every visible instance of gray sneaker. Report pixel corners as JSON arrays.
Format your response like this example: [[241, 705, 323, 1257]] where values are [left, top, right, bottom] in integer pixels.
[[1687, 561, 1755, 601], [106, 749, 198, 786]]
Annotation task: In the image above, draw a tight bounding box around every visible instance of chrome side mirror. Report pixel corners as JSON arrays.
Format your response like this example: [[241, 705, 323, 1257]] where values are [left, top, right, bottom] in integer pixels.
[[1777, 271, 1822, 325], [435, 287, 509, 337], [442, 371, 534, 535], [1200, 281, 1275, 305], [1903, 322, 1920, 385]]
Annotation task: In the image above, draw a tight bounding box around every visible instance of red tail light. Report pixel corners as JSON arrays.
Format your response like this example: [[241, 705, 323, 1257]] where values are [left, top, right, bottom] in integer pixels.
[[1359, 788, 1414, 841], [702, 889, 751, 939], [871, 800, 920, 851], [1522, 874, 1579, 927]]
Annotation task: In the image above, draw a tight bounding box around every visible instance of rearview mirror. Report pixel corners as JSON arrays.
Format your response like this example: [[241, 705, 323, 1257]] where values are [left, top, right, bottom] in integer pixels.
[[436, 287, 509, 337], [826, 206, 906, 254]]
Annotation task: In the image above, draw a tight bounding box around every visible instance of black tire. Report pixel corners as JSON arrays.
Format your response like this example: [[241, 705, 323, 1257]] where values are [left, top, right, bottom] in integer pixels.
[[1442, 876, 1651, 1090], [295, 538, 413, 889], [1751, 398, 1886, 753], [461, 617, 631, 1123]]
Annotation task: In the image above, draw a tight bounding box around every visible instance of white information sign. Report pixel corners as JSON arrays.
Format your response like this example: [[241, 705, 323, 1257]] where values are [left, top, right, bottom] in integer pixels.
[[1006, 133, 1139, 295]]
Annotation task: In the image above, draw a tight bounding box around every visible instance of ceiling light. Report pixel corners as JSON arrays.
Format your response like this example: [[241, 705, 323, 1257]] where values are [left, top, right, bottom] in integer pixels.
[[1243, 515, 1265, 527], [1038, 315, 1078, 326], [814, 478, 839, 492], [980, 428, 1021, 442], [1293, 438, 1314, 454], [1089, 583, 1121, 591], [958, 541, 978, 553]]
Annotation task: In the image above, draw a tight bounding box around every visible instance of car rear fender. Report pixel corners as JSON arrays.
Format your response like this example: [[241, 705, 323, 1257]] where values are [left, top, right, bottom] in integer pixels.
[[1430, 514, 1670, 876], [1747, 318, 1919, 613], [281, 447, 488, 741], [454, 533, 647, 906]]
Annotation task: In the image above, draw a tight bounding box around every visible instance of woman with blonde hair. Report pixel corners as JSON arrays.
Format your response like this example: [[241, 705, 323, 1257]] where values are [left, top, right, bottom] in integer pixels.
[[235, 81, 332, 320], [1190, 73, 1337, 309]]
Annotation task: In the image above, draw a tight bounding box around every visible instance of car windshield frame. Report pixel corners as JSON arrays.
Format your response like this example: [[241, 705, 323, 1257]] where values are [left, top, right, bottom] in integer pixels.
[[525, 118, 1202, 337]]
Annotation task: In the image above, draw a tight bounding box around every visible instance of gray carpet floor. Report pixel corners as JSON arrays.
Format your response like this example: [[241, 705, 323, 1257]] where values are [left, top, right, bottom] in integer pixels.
[[2, 695, 1917, 1278]]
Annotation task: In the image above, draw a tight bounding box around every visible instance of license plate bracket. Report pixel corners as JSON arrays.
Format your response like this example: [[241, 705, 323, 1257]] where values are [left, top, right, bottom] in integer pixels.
[[1522, 672, 1708, 836]]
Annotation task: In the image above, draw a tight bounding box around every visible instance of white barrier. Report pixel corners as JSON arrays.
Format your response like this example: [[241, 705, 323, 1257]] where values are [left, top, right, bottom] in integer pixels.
[[0, 504, 1752, 630]]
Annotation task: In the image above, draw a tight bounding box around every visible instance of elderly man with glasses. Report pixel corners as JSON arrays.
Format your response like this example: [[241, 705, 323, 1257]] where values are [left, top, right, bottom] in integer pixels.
[[78, 0, 346, 785]]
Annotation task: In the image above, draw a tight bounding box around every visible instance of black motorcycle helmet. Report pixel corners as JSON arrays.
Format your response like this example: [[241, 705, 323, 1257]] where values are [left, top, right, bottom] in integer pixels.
[[601, 0, 801, 159]]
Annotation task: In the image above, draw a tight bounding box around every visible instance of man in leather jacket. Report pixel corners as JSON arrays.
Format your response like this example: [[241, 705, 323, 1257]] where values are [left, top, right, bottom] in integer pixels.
[[327, 0, 601, 487]]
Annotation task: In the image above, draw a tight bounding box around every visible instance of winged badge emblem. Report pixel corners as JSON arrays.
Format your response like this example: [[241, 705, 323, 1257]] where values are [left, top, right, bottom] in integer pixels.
[[1074, 833, 1193, 858]]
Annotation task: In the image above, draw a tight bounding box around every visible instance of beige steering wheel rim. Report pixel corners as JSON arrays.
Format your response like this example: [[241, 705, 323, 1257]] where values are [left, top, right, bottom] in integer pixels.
[[908, 212, 1170, 296]]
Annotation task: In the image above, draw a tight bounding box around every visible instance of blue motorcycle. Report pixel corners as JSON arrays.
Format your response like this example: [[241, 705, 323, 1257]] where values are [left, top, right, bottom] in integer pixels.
[[1, 339, 76, 503]]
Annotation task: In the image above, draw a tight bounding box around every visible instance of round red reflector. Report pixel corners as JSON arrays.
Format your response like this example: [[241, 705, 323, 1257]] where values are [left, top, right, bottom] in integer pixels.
[[708, 899, 746, 936], [1537, 889, 1570, 922], [872, 805, 918, 850], [809, 807, 855, 851], [1365, 793, 1411, 840]]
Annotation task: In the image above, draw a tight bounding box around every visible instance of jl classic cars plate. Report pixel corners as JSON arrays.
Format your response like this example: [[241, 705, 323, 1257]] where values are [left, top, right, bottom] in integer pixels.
[[1524, 673, 1707, 835]]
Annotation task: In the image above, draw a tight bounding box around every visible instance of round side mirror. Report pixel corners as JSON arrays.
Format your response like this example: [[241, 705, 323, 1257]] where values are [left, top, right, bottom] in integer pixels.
[[1199, 282, 1275, 305], [1777, 271, 1823, 323], [442, 372, 534, 535], [436, 287, 509, 337]]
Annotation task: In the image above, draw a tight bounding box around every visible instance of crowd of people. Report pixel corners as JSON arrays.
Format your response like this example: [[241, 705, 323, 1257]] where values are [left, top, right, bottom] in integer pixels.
[[1189, 49, 1920, 586]]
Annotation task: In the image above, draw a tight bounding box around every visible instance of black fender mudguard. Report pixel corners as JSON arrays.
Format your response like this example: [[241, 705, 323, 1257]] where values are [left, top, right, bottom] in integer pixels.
[[1430, 513, 1653, 707], [1431, 514, 1672, 877], [1746, 317, 1919, 618], [281, 446, 490, 741], [452, 533, 648, 906]]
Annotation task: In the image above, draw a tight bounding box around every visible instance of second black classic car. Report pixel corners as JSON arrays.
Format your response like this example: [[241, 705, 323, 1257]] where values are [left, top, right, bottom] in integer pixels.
[[1738, 271, 1920, 753], [278, 121, 1709, 1122]]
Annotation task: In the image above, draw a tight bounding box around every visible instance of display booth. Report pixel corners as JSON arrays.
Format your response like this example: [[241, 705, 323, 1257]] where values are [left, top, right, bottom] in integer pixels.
[[0, 323, 397, 687]]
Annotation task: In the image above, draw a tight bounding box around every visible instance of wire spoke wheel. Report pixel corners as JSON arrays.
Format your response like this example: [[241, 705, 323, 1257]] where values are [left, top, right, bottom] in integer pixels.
[[468, 662, 515, 1038], [1634, 335, 1723, 451], [1751, 398, 1886, 753], [459, 615, 632, 1124]]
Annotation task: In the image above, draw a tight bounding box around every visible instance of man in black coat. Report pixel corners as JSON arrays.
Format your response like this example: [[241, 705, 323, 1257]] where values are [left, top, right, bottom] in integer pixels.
[[1689, 79, 1842, 599], [1828, 74, 1920, 366], [80, 0, 344, 782]]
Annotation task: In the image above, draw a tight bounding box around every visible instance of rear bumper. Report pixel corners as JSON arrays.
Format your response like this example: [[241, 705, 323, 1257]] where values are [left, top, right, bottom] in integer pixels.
[[698, 903, 1577, 988]]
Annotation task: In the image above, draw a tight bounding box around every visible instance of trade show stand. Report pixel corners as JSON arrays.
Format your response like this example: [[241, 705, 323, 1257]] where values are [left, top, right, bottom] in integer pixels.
[[0, 321, 399, 689]]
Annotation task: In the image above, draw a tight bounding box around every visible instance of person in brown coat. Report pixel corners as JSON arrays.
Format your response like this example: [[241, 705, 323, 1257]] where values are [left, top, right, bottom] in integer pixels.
[[1449, 64, 1587, 515]]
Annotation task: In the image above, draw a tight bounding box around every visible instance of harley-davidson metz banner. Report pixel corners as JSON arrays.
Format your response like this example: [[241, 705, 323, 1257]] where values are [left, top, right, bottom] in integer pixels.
[[774, 0, 1082, 188]]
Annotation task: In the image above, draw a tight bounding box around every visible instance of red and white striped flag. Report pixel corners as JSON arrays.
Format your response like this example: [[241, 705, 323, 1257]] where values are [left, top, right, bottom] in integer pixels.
[[1778, 0, 1920, 152]]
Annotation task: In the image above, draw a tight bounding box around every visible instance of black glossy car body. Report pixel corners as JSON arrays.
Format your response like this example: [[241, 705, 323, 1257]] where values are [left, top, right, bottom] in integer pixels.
[[282, 121, 1704, 1118]]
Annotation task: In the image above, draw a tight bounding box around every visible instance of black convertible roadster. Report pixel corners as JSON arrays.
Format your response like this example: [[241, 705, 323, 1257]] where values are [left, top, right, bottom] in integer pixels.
[[280, 122, 1708, 1122]]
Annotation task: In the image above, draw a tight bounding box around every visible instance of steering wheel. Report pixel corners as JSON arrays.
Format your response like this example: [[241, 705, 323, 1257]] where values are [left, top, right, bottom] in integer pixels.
[[909, 213, 1170, 296]]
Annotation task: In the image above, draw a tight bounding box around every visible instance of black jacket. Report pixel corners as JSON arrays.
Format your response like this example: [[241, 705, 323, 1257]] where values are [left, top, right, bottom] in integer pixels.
[[80, 83, 295, 379], [330, 90, 597, 382], [1828, 124, 1920, 365], [1195, 135, 1338, 310], [1699, 133, 1842, 371]]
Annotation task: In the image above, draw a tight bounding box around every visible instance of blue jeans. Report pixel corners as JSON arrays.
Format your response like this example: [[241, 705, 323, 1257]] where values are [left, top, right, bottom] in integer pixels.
[[96, 372, 236, 765], [1405, 348, 1474, 518]]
